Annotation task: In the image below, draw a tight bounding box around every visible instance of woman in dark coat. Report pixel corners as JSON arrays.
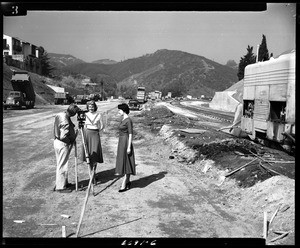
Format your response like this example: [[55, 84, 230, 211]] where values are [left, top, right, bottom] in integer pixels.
[[115, 103, 136, 192]]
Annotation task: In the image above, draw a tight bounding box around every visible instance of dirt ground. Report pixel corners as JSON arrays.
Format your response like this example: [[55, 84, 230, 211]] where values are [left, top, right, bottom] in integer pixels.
[[2, 101, 295, 246], [136, 103, 295, 245]]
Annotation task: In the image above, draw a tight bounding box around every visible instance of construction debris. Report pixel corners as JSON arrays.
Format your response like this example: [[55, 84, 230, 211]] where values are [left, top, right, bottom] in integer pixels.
[[13, 220, 25, 223], [268, 161, 295, 164], [280, 204, 290, 213], [217, 158, 258, 186], [233, 151, 245, 156], [61, 214, 70, 218], [273, 230, 288, 235], [259, 161, 282, 176], [201, 159, 214, 174], [178, 128, 206, 134], [270, 231, 289, 243]]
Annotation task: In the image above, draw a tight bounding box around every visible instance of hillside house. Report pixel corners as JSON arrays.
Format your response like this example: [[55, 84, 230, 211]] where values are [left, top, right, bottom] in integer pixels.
[[3, 34, 40, 59], [3, 34, 42, 75]]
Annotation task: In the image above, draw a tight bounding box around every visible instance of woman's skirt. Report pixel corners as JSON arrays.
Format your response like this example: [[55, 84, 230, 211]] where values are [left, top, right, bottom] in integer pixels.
[[81, 128, 103, 164], [115, 134, 136, 176]]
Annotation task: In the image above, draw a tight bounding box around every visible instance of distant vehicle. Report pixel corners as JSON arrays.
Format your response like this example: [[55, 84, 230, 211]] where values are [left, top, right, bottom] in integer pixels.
[[241, 51, 295, 152], [155, 90, 162, 100], [89, 93, 101, 101], [4, 71, 35, 110], [137, 86, 146, 104], [148, 91, 160, 101], [54, 92, 74, 105], [74, 94, 89, 104], [148, 91, 156, 100], [128, 99, 141, 110]]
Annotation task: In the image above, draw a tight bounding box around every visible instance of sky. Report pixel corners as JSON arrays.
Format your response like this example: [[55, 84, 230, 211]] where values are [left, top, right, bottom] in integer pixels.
[[3, 3, 296, 65]]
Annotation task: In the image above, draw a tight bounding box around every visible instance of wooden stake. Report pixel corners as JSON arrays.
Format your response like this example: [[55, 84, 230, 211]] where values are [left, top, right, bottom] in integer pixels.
[[270, 231, 289, 243], [269, 204, 281, 226], [259, 162, 281, 176], [250, 150, 284, 176], [263, 211, 268, 239], [75, 168, 95, 237], [217, 158, 258, 186], [225, 158, 258, 177], [249, 151, 279, 168], [62, 225, 66, 238]]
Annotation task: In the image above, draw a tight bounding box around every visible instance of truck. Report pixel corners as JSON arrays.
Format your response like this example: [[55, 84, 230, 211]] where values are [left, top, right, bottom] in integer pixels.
[[128, 99, 141, 111], [148, 90, 162, 101], [74, 94, 89, 104], [241, 51, 295, 152], [4, 71, 35, 110], [89, 93, 101, 101], [136, 86, 146, 104], [54, 92, 74, 105], [155, 90, 162, 100]]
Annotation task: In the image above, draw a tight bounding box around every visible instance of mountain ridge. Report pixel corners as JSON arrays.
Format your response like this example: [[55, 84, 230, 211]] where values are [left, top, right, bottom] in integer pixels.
[[50, 49, 239, 98]]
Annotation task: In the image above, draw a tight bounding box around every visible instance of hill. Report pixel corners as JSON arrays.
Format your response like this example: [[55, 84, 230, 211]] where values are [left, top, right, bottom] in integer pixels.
[[58, 49, 239, 98], [91, 59, 118, 65], [48, 53, 86, 72]]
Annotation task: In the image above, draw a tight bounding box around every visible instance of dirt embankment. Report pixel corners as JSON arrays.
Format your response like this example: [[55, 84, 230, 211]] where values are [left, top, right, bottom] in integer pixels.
[[135, 104, 295, 245]]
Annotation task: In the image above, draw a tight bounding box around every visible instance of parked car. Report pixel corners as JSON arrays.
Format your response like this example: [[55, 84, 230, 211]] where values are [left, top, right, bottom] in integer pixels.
[[128, 99, 141, 110]]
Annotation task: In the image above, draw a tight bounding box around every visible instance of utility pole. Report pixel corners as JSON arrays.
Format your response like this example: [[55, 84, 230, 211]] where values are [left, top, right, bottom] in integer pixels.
[[256, 44, 260, 63], [101, 79, 104, 101]]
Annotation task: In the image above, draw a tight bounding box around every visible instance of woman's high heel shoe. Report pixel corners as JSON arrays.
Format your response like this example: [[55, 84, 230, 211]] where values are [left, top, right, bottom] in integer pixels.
[[118, 181, 131, 192]]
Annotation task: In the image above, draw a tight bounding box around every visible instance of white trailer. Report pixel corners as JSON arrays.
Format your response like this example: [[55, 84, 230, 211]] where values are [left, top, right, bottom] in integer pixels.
[[241, 51, 295, 151]]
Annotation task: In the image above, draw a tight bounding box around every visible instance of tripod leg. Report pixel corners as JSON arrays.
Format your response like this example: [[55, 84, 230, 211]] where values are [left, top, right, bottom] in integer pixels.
[[74, 141, 78, 191], [89, 165, 94, 194], [93, 166, 96, 185], [80, 128, 94, 194]]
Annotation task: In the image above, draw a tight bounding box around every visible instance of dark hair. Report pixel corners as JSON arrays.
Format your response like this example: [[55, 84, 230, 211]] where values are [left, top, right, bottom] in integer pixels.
[[67, 103, 79, 116], [86, 100, 98, 111], [118, 103, 130, 114]]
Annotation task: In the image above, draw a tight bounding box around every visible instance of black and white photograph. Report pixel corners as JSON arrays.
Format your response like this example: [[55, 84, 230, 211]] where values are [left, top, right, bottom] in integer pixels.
[[2, 2, 296, 246]]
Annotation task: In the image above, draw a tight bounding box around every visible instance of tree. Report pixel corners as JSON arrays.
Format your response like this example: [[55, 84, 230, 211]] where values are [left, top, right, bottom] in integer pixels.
[[84, 83, 90, 95], [225, 60, 237, 67], [162, 79, 186, 98], [258, 34, 270, 62], [39, 46, 54, 77], [237, 45, 256, 80], [100, 79, 104, 101]]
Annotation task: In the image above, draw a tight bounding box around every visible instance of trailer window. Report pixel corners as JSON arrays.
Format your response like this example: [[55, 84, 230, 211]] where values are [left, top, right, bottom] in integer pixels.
[[243, 100, 254, 118], [269, 101, 286, 122], [9, 92, 21, 97]]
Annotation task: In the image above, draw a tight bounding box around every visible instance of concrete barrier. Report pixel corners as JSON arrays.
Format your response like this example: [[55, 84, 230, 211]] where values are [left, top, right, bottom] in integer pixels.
[[209, 91, 239, 113]]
